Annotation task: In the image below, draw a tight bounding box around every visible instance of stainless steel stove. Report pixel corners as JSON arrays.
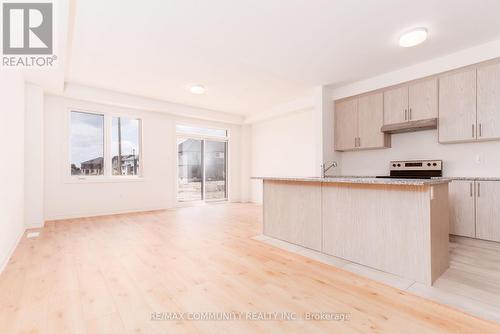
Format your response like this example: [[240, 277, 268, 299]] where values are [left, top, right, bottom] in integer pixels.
[[376, 160, 443, 179]]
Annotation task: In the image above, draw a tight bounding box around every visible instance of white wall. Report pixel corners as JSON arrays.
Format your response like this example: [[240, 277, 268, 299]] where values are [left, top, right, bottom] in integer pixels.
[[0, 73, 25, 273], [341, 130, 500, 177], [44, 95, 243, 220], [250, 108, 317, 203], [25, 83, 45, 228]]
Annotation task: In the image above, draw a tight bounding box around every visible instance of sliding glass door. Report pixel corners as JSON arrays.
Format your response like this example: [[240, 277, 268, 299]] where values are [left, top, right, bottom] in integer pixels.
[[177, 138, 203, 202], [177, 138, 227, 202], [205, 141, 227, 200]]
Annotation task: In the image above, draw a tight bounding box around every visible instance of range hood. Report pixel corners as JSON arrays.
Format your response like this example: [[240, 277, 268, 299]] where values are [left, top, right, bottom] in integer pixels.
[[381, 118, 437, 134]]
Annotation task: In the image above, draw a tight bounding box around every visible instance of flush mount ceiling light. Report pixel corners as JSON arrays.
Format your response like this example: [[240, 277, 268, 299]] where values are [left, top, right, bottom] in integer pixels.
[[399, 28, 428, 47], [190, 84, 206, 94]]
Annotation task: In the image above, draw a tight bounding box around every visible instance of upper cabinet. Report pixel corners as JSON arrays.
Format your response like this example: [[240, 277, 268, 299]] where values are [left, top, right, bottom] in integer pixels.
[[384, 86, 408, 125], [477, 63, 500, 141], [383, 78, 438, 126], [335, 93, 389, 152], [438, 69, 477, 143], [335, 98, 358, 151], [409, 79, 438, 121], [334, 58, 500, 149], [358, 93, 388, 149]]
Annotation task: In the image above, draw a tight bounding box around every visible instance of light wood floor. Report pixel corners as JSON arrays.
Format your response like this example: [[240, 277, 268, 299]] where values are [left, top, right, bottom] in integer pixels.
[[1, 203, 499, 333]]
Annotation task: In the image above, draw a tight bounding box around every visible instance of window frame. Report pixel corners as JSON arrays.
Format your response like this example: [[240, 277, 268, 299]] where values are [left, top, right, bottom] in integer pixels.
[[175, 122, 229, 205], [65, 108, 144, 183]]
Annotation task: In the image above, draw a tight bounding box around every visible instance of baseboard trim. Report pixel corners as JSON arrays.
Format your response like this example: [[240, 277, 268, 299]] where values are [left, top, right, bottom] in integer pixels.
[[0, 227, 25, 275], [44, 206, 173, 222]]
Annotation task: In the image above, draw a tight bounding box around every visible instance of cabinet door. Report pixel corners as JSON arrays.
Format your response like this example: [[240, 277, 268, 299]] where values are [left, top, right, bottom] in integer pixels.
[[438, 69, 477, 143], [449, 180, 475, 237], [334, 98, 358, 151], [477, 63, 500, 141], [383, 86, 408, 125], [408, 78, 438, 121], [475, 181, 500, 242], [357, 92, 388, 149]]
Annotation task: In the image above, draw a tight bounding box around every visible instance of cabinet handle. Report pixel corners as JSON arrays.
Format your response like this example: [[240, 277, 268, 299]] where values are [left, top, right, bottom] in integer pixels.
[[355, 137, 358, 147], [479, 123, 482, 137], [477, 182, 481, 197], [404, 109, 408, 121], [358, 137, 361, 147], [470, 182, 473, 197], [472, 124, 475, 138], [409, 108, 412, 120]]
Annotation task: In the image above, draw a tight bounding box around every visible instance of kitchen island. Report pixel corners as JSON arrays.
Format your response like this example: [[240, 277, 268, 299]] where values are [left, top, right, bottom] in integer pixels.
[[254, 176, 451, 285]]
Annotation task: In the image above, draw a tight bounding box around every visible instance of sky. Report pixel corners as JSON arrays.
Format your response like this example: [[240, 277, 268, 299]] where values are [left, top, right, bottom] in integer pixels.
[[70, 112, 139, 167]]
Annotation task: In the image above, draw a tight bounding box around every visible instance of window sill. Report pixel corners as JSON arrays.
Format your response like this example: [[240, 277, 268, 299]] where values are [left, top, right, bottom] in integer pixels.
[[64, 176, 145, 184]]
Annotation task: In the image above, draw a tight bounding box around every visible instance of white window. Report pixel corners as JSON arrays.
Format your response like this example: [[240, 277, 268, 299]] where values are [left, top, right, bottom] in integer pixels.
[[70, 111, 105, 176], [69, 110, 142, 180], [112, 117, 140, 176]]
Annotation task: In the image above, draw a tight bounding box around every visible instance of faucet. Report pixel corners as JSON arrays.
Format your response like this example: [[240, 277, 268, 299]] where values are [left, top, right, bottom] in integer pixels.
[[321, 161, 338, 178]]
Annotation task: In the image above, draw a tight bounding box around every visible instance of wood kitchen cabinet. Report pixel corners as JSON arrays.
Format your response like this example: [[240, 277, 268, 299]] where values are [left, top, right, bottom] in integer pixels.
[[438, 69, 477, 143], [449, 180, 475, 238], [335, 92, 389, 151], [409, 79, 438, 121], [477, 63, 500, 141], [384, 86, 408, 125], [475, 181, 500, 242], [357, 93, 386, 149], [334, 98, 358, 151], [383, 78, 438, 126], [449, 179, 500, 242]]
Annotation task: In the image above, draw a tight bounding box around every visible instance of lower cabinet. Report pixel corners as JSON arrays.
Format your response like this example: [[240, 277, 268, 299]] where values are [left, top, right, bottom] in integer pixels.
[[476, 181, 500, 242], [449, 180, 500, 242], [449, 180, 475, 237]]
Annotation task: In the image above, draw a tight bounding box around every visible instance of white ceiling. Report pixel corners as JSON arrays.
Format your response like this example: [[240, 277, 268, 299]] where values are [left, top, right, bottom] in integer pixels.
[[67, 0, 500, 116]]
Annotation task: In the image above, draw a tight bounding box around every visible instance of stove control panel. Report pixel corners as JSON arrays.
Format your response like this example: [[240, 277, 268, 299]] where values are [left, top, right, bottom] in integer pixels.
[[390, 160, 442, 171]]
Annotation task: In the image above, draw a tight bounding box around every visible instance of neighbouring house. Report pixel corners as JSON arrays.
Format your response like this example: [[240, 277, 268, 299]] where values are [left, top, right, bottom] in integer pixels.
[[112, 154, 139, 175], [77, 155, 139, 176], [79, 157, 104, 175], [177, 139, 226, 182]]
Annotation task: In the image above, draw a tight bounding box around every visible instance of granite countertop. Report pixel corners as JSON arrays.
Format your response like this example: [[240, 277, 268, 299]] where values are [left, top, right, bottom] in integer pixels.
[[438, 176, 500, 181], [251, 176, 451, 186]]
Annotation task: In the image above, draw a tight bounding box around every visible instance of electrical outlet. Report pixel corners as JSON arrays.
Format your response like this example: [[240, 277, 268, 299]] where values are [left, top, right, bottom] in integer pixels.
[[26, 231, 40, 239]]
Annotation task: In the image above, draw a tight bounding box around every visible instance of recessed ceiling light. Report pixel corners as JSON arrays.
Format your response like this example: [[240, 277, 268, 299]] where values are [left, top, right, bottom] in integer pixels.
[[190, 84, 205, 94], [399, 28, 428, 48]]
